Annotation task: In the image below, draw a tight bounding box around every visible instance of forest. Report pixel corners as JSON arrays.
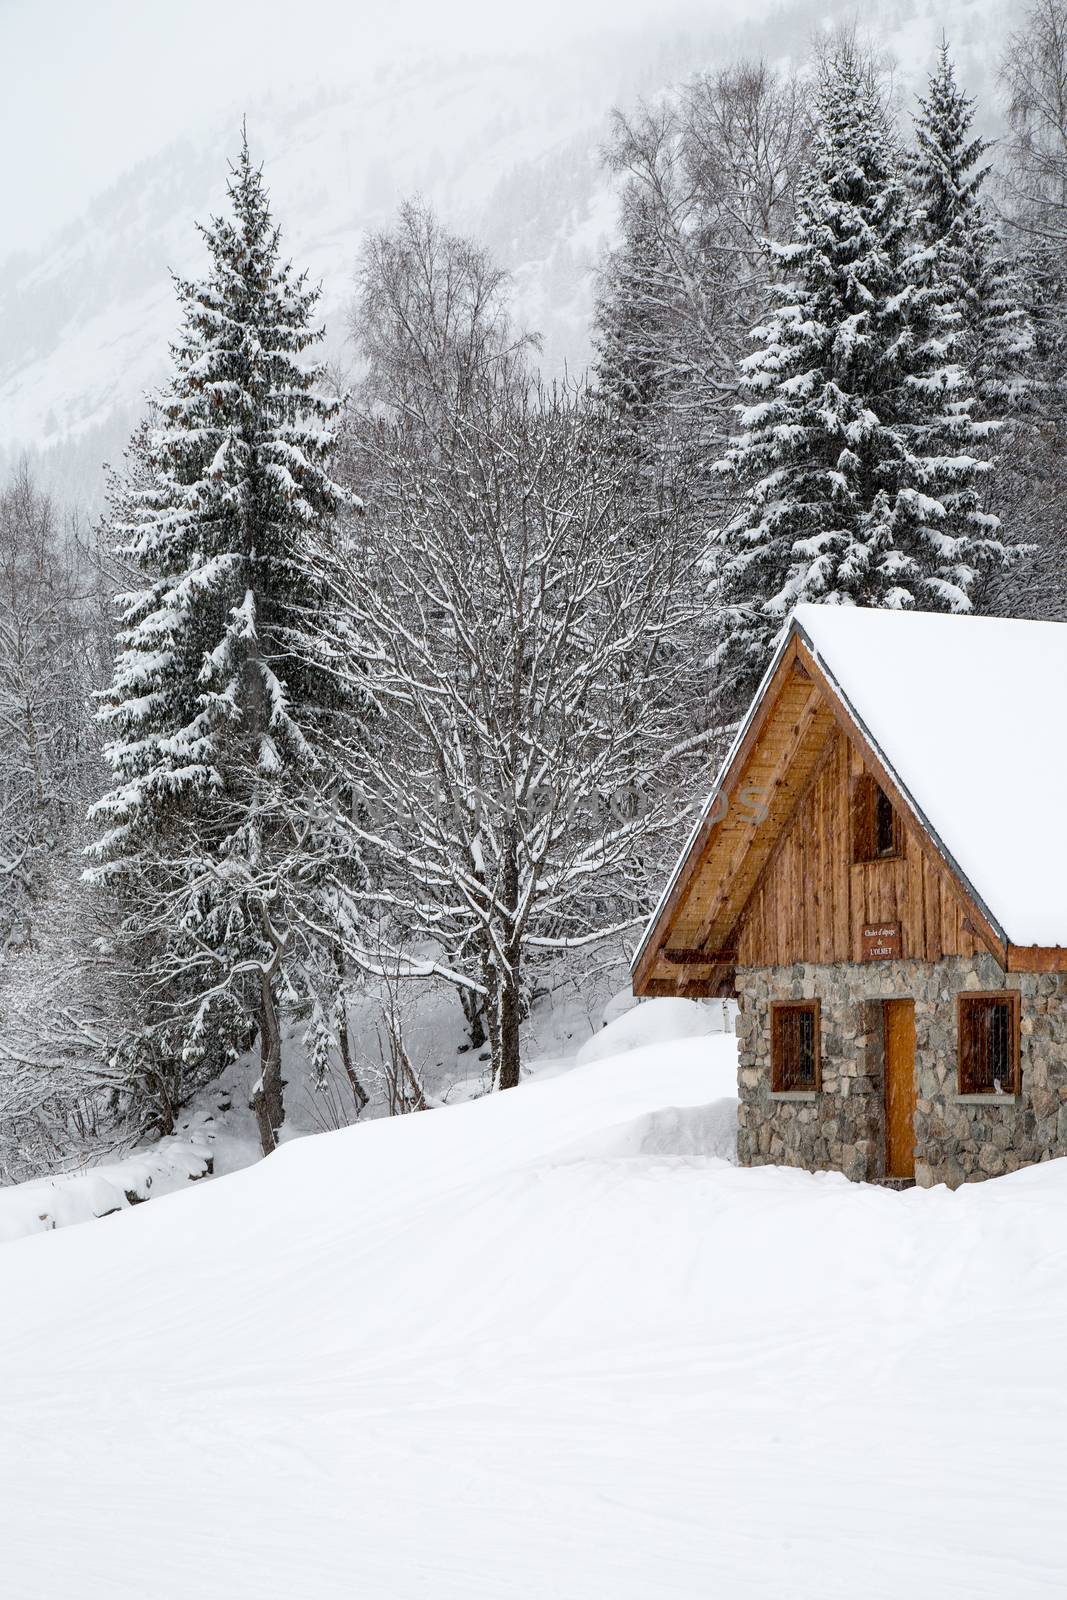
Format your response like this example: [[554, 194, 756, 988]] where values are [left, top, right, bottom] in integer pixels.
[[2, 0, 1067, 1183]]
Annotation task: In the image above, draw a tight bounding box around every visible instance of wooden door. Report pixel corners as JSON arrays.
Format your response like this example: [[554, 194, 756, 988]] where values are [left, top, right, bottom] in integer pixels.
[[883, 1000, 916, 1180]]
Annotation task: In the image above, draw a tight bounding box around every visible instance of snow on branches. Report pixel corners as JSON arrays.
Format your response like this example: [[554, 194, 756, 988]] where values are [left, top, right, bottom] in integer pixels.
[[709, 43, 1014, 700], [87, 132, 367, 1152]]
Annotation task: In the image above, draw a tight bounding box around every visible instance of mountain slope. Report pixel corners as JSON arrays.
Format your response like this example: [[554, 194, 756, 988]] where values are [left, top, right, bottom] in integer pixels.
[[0, 45, 649, 507], [0, 0, 1024, 509]]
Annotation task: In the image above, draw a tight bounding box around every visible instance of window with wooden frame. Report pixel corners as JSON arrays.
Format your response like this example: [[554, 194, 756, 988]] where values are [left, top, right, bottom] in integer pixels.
[[852, 774, 902, 863], [958, 992, 1020, 1096], [771, 1001, 821, 1092]]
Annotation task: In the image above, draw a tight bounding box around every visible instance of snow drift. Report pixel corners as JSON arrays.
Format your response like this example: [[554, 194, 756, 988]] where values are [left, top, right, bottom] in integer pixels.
[[0, 1136, 213, 1243], [1, 1021, 1065, 1599]]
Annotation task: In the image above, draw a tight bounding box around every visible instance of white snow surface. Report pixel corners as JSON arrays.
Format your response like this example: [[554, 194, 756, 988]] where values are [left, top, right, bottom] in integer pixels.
[[575, 994, 734, 1064], [0, 1136, 213, 1243], [794, 604, 1067, 946], [2, 1009, 1066, 1598]]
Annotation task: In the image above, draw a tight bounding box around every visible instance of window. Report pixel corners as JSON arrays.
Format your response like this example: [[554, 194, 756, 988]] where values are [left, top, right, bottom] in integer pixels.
[[853, 774, 901, 862], [958, 993, 1020, 1096], [771, 1001, 820, 1092], [874, 786, 896, 857]]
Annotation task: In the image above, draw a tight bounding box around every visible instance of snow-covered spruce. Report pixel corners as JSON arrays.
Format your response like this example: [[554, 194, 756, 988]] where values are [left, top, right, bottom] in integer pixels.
[[594, 184, 681, 459], [710, 44, 1011, 701], [87, 133, 366, 1154], [910, 42, 1032, 418]]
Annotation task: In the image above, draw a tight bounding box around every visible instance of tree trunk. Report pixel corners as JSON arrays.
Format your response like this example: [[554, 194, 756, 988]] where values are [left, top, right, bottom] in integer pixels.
[[459, 986, 487, 1051], [498, 829, 523, 1090], [337, 1006, 369, 1113], [492, 831, 522, 1091], [252, 972, 285, 1154], [497, 965, 521, 1090]]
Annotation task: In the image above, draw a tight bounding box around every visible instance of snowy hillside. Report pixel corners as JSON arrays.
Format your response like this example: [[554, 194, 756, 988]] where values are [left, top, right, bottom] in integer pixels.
[[0, 0, 1025, 508], [0, 40, 658, 507], [2, 1009, 1066, 1598]]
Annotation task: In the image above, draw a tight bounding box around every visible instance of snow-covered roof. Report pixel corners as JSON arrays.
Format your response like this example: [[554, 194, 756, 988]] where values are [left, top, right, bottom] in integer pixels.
[[633, 604, 1067, 977], [792, 604, 1067, 949]]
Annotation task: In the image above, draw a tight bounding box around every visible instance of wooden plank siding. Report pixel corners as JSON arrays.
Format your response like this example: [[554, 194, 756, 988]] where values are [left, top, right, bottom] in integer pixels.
[[646, 677, 837, 963], [792, 639, 1007, 965], [736, 733, 849, 966], [637, 694, 990, 991], [736, 727, 983, 968]]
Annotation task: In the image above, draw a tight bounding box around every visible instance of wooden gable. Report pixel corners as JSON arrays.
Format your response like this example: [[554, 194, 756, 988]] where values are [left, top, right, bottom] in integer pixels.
[[633, 632, 1009, 997], [734, 728, 988, 969]]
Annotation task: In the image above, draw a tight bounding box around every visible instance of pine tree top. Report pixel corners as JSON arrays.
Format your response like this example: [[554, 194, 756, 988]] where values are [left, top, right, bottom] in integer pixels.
[[912, 43, 990, 241], [782, 48, 912, 317]]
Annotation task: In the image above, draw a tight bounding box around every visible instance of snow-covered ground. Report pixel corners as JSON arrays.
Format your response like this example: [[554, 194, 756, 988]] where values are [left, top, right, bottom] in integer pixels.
[[1, 1002, 1064, 1598], [0, 1134, 213, 1243]]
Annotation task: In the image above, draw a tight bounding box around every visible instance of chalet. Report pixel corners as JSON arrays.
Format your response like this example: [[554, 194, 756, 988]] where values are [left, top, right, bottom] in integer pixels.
[[632, 604, 1067, 1188]]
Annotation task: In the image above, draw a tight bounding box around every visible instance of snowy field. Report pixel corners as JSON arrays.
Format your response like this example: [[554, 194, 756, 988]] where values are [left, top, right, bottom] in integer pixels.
[[1, 1006, 1065, 1598]]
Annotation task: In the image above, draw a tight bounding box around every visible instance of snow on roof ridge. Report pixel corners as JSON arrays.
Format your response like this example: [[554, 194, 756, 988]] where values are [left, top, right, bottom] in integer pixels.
[[793, 599, 1067, 632]]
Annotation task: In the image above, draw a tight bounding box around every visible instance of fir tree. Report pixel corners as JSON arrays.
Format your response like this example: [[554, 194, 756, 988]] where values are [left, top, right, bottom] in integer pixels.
[[594, 187, 673, 447], [88, 133, 364, 1152], [592, 186, 700, 553], [711, 45, 1009, 699], [911, 43, 1033, 415]]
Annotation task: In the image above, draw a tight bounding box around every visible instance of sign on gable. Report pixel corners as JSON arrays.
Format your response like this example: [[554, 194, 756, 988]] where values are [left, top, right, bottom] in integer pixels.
[[862, 921, 901, 961]]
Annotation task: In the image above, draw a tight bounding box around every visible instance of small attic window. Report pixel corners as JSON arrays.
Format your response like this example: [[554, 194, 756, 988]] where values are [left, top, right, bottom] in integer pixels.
[[853, 775, 900, 862], [874, 787, 895, 857]]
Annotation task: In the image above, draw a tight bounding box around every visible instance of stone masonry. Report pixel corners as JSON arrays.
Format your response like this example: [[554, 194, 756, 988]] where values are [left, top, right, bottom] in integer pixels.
[[735, 955, 1067, 1187]]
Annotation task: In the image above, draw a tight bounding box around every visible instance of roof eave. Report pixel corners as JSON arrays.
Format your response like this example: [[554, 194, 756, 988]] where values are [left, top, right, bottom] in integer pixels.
[[630, 619, 807, 983]]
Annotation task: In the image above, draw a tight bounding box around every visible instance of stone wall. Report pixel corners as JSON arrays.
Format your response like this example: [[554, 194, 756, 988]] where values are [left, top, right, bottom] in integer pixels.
[[735, 955, 1067, 1187]]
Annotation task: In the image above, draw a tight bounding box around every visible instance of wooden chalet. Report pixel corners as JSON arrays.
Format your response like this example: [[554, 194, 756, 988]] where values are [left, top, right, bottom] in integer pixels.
[[633, 605, 1067, 1188]]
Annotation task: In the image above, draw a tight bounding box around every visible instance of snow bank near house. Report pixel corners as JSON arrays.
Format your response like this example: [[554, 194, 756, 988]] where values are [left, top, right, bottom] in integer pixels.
[[0, 983, 709, 1244], [575, 994, 732, 1065], [2, 1028, 1065, 1599], [564, 1097, 739, 1165], [0, 1136, 213, 1243]]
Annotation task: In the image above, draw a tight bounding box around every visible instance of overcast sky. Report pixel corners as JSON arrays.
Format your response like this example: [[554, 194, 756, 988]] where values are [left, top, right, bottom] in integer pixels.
[[1, 0, 721, 255]]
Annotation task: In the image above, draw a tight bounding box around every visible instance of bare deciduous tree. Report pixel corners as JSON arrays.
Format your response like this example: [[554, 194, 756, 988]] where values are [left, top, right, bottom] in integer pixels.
[[351, 198, 539, 420], [0, 462, 121, 1182], [1002, 0, 1067, 236], [332, 209, 702, 1089], [333, 375, 696, 1089], [0, 464, 98, 945], [597, 61, 809, 470]]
